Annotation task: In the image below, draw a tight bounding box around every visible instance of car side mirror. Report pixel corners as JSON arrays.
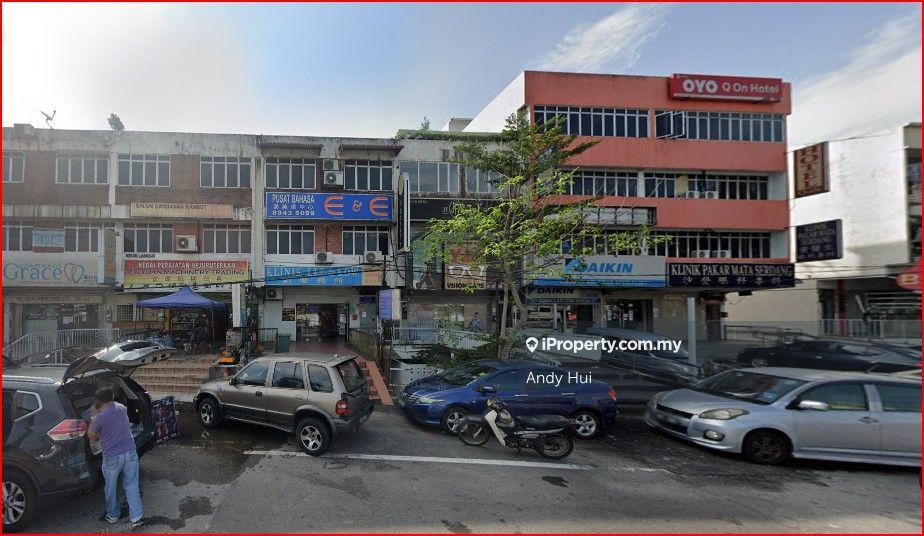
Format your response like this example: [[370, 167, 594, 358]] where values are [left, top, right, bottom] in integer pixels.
[[797, 400, 830, 411], [228, 377, 236, 386], [480, 385, 496, 395]]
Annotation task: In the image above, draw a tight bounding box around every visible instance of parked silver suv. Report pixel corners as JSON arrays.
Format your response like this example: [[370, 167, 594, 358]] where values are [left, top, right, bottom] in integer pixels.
[[194, 353, 374, 455]]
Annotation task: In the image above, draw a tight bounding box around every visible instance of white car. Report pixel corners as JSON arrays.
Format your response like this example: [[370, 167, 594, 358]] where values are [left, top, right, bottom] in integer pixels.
[[645, 367, 921, 466]]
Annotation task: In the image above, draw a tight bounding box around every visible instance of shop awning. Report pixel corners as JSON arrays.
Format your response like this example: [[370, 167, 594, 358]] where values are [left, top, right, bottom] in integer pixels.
[[136, 287, 224, 309]]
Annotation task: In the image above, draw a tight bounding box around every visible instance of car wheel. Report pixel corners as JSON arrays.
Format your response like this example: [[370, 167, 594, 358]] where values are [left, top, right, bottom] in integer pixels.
[[441, 406, 468, 435], [743, 430, 790, 465], [198, 397, 223, 428], [749, 357, 769, 367], [3, 469, 36, 533], [571, 410, 601, 439], [295, 417, 331, 456]]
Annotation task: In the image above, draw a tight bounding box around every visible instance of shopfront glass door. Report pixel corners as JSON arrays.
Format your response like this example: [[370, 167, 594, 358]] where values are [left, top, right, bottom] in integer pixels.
[[606, 300, 652, 332]]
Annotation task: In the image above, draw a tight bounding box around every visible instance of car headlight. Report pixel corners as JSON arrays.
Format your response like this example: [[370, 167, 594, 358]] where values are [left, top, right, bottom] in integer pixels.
[[698, 408, 749, 420], [416, 396, 445, 404]]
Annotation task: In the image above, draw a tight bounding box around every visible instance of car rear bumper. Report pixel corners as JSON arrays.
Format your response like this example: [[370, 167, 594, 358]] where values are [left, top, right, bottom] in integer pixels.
[[335, 399, 374, 432]]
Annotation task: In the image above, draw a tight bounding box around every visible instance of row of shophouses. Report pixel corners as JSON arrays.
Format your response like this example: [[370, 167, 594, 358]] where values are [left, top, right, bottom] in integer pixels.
[[2, 71, 919, 348]]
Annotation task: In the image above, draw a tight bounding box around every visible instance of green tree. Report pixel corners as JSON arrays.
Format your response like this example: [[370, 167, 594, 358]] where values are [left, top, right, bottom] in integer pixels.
[[419, 113, 652, 359], [108, 113, 125, 132]]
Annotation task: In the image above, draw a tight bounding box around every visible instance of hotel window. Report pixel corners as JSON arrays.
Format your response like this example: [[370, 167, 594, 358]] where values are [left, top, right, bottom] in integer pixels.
[[265, 225, 314, 255], [344, 160, 393, 191], [266, 158, 316, 189], [201, 157, 251, 188], [64, 223, 100, 252], [655, 110, 784, 143], [3, 152, 25, 183], [123, 224, 173, 253], [117, 154, 170, 186], [342, 226, 389, 255], [464, 167, 502, 195], [568, 170, 638, 196], [3, 222, 32, 251], [643, 172, 769, 200], [203, 224, 251, 254], [534, 106, 649, 138], [56, 154, 108, 184], [399, 161, 460, 194], [650, 230, 772, 259]]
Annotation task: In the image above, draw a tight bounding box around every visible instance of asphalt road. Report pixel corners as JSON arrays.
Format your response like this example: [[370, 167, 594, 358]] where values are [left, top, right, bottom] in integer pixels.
[[30, 404, 921, 533]]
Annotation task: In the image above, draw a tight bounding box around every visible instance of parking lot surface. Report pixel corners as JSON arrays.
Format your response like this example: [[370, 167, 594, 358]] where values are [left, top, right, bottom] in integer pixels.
[[30, 405, 921, 533]]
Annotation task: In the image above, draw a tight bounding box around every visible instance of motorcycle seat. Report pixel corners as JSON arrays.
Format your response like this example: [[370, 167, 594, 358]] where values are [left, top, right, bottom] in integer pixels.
[[518, 415, 570, 430]]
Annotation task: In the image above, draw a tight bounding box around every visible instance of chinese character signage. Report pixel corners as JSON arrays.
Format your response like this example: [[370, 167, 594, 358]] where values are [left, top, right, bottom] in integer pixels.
[[668, 263, 795, 287], [265, 192, 393, 220], [532, 255, 667, 288], [794, 143, 828, 198], [124, 260, 248, 288], [796, 220, 842, 262]]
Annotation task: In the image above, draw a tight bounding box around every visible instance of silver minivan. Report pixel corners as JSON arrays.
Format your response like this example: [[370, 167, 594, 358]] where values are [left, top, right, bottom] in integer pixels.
[[645, 367, 921, 466]]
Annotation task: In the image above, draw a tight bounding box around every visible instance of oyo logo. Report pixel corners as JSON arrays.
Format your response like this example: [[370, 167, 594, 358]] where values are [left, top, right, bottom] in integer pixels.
[[682, 78, 718, 95], [525, 337, 539, 353]]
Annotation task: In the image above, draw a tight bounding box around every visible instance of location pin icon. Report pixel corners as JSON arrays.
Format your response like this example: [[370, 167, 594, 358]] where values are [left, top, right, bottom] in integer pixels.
[[525, 337, 539, 353]]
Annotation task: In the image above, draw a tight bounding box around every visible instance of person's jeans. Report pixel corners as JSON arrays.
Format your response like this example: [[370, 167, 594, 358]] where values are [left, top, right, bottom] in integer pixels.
[[102, 450, 143, 522]]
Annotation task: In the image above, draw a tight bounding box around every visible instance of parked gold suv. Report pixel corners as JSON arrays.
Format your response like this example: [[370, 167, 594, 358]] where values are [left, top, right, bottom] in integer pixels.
[[193, 353, 374, 455]]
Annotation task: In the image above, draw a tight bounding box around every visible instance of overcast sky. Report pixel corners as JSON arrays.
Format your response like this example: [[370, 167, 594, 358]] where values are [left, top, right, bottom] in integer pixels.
[[2, 2, 921, 147]]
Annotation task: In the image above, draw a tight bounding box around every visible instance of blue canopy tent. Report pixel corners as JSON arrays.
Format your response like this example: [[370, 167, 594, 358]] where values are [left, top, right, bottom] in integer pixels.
[[137, 287, 225, 349]]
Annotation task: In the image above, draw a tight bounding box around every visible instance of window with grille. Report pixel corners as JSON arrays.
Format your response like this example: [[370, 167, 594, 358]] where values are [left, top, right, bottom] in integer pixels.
[[124, 224, 173, 253], [117, 154, 170, 186], [534, 106, 649, 138], [56, 154, 109, 184], [342, 226, 389, 255], [64, 223, 100, 252], [203, 224, 251, 254], [2, 152, 25, 182], [344, 160, 393, 191], [201, 157, 252, 188], [266, 158, 316, 189], [266, 225, 314, 255], [3, 222, 32, 251]]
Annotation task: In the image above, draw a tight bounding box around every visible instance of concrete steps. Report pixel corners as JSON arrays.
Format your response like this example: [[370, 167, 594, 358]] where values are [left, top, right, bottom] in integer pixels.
[[134, 356, 214, 396]]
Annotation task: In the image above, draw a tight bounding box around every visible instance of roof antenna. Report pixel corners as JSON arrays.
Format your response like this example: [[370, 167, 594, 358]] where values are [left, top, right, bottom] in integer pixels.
[[40, 109, 56, 129]]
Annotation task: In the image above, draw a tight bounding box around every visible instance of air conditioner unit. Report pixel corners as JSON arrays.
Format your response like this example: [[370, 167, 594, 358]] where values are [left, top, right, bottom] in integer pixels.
[[175, 235, 198, 252], [364, 251, 384, 264], [701, 191, 719, 199], [692, 250, 711, 258], [315, 251, 334, 264], [323, 170, 344, 188], [714, 250, 732, 258], [683, 191, 700, 198], [265, 288, 283, 300], [322, 158, 339, 171]]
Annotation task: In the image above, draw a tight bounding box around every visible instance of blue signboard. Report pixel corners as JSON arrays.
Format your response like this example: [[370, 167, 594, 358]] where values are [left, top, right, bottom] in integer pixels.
[[32, 229, 66, 249], [265, 265, 363, 286], [265, 192, 393, 220], [378, 289, 400, 321]]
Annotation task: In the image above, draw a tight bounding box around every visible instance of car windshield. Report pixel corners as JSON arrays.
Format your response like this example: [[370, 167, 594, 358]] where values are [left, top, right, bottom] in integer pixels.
[[440, 362, 498, 386], [693, 371, 807, 405]]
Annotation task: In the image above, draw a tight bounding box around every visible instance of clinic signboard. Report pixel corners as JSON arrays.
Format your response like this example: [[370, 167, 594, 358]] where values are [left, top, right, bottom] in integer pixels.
[[668, 262, 795, 288], [796, 220, 843, 262], [265, 192, 393, 221], [264, 264, 382, 286], [3, 259, 101, 287], [531, 255, 667, 288], [124, 260, 248, 288], [669, 74, 783, 102]]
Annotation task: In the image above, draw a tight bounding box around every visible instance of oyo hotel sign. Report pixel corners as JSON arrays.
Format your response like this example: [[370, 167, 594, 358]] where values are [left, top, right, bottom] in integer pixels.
[[669, 74, 783, 102]]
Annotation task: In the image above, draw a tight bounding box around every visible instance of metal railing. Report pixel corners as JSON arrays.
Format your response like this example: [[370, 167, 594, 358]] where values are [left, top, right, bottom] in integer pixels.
[[390, 327, 491, 350], [3, 328, 125, 363], [719, 319, 921, 343]]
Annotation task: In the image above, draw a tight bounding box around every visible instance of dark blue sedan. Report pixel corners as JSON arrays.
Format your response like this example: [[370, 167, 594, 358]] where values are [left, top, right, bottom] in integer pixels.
[[396, 359, 618, 439]]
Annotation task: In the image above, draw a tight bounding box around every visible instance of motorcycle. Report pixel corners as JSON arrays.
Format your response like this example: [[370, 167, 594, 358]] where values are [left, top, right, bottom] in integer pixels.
[[456, 390, 574, 459]]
